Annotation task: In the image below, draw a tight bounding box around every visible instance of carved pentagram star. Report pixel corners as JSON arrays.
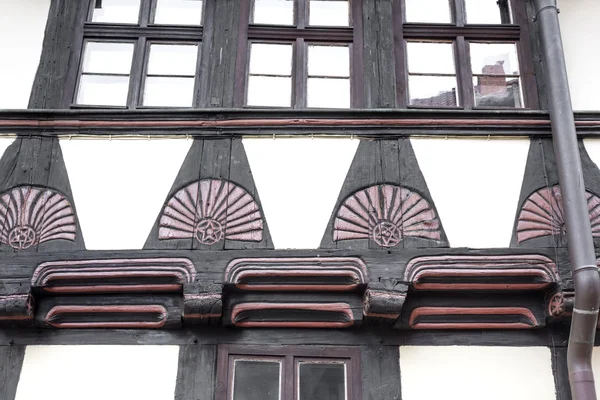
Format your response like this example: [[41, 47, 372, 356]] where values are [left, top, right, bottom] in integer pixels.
[[8, 225, 37, 250], [372, 221, 401, 248], [195, 219, 224, 245]]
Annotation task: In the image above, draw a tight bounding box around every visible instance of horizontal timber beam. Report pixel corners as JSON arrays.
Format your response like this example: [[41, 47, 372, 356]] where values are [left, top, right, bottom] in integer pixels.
[[1, 109, 600, 137]]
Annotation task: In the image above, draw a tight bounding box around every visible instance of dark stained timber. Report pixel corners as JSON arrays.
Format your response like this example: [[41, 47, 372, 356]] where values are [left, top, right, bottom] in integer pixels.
[[0, 346, 26, 400]]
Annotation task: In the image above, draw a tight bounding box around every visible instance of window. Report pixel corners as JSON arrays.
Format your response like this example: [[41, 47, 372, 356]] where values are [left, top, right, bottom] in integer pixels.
[[74, 0, 204, 108], [217, 345, 360, 400], [235, 0, 364, 108], [395, 0, 537, 109]]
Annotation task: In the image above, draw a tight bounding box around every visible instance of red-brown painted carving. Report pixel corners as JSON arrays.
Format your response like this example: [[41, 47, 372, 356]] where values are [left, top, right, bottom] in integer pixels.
[[159, 179, 263, 245], [45, 305, 167, 328], [0, 186, 76, 250], [32, 258, 196, 293], [516, 185, 600, 243], [404, 254, 559, 290], [225, 257, 368, 291], [230, 302, 355, 328], [183, 293, 223, 321], [409, 306, 539, 329], [333, 184, 441, 247]]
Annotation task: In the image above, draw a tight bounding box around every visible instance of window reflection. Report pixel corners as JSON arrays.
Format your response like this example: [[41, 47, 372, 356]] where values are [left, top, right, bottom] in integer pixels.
[[247, 43, 293, 106], [309, 0, 349, 26], [307, 45, 350, 108], [252, 0, 294, 25], [153, 0, 203, 25], [92, 0, 141, 23], [465, 0, 511, 24], [298, 362, 347, 400], [405, 0, 451, 23], [232, 360, 281, 400]]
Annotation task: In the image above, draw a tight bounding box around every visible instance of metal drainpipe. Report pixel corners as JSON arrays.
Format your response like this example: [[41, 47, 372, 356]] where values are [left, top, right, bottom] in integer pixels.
[[534, 0, 600, 399]]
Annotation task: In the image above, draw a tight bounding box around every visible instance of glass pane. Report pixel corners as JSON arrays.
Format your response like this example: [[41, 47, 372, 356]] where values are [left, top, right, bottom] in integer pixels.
[[247, 76, 292, 106], [474, 76, 522, 107], [307, 78, 350, 108], [77, 75, 130, 106], [405, 0, 451, 23], [407, 42, 455, 74], [154, 0, 203, 25], [470, 42, 520, 75], [308, 45, 349, 77], [143, 77, 195, 107], [147, 44, 199, 76], [253, 0, 294, 25], [249, 43, 293, 75], [92, 0, 141, 23], [299, 362, 346, 400], [309, 0, 349, 26], [233, 360, 280, 400], [465, 0, 511, 24], [82, 42, 134, 74], [409, 75, 458, 107]]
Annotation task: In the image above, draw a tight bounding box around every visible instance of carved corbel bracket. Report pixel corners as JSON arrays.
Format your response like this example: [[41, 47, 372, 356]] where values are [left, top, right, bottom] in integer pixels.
[[362, 280, 407, 325], [183, 282, 223, 325], [0, 293, 34, 326]]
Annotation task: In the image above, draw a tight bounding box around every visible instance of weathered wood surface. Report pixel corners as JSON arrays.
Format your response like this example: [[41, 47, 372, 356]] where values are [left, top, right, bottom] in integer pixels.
[[551, 346, 572, 400], [362, 346, 401, 400], [0, 346, 25, 400], [0, 137, 84, 252], [28, 0, 87, 109], [320, 139, 449, 249], [175, 345, 217, 400]]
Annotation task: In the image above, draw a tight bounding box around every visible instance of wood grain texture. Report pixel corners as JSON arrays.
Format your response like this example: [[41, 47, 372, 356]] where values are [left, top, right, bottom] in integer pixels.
[[511, 139, 600, 249], [0, 346, 26, 400], [551, 346, 572, 400], [362, 0, 396, 108], [0, 138, 84, 252], [175, 345, 217, 400], [362, 346, 401, 400], [320, 139, 448, 249], [28, 0, 88, 109], [144, 138, 273, 250]]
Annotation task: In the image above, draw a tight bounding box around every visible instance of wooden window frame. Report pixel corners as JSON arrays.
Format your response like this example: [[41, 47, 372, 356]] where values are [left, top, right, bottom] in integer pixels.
[[216, 345, 361, 400], [71, 0, 208, 109], [234, 0, 365, 108], [393, 0, 539, 110]]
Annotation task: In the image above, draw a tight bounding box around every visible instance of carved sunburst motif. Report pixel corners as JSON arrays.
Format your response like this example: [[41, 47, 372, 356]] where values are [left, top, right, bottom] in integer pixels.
[[159, 179, 263, 245], [333, 184, 442, 248], [516, 185, 600, 244], [0, 186, 76, 250]]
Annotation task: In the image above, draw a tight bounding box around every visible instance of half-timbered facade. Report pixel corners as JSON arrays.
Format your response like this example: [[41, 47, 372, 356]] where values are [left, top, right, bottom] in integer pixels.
[[1, 0, 600, 399]]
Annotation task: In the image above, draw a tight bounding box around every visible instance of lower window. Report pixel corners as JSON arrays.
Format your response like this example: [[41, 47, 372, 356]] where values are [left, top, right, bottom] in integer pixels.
[[217, 345, 360, 400]]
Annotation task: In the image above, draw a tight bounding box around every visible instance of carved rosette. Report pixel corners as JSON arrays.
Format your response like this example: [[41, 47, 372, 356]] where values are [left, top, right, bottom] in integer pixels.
[[158, 179, 263, 245], [333, 184, 442, 248]]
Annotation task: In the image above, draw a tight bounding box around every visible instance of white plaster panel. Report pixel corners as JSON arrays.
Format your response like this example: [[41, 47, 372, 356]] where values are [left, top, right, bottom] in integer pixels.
[[60, 139, 192, 249], [15, 345, 179, 400], [559, 0, 600, 111], [584, 139, 600, 172], [592, 347, 600, 395], [243, 138, 358, 249], [400, 346, 556, 400], [0, 137, 15, 159], [0, 0, 50, 109], [411, 138, 529, 248]]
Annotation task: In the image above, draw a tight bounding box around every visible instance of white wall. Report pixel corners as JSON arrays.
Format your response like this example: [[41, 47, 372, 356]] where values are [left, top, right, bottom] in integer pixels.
[[60, 139, 192, 249], [15, 345, 179, 400], [559, 0, 600, 111], [244, 138, 358, 249], [411, 138, 529, 248], [400, 346, 556, 400], [0, 0, 50, 109]]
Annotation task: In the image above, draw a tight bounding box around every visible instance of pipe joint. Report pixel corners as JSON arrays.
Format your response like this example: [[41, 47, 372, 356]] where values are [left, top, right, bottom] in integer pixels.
[[533, 0, 559, 22]]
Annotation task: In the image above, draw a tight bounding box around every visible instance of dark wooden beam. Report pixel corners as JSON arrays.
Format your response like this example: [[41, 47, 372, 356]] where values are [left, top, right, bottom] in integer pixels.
[[0, 346, 26, 400], [175, 345, 217, 400]]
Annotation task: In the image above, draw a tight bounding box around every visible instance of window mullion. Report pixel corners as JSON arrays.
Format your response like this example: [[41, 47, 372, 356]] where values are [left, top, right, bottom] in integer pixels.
[[128, 37, 147, 109], [285, 355, 295, 400], [297, 0, 307, 29], [140, 0, 152, 27], [452, 0, 466, 26], [455, 36, 473, 109], [294, 38, 307, 108]]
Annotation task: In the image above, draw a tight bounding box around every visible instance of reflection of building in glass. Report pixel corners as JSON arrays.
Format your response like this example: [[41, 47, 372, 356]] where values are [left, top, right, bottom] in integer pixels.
[[474, 61, 520, 107], [411, 88, 457, 107]]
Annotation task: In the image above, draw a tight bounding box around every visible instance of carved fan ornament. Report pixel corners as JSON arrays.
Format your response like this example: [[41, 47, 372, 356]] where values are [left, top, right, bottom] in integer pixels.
[[0, 186, 76, 250], [159, 179, 263, 245], [333, 184, 442, 248], [516, 185, 600, 244]]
